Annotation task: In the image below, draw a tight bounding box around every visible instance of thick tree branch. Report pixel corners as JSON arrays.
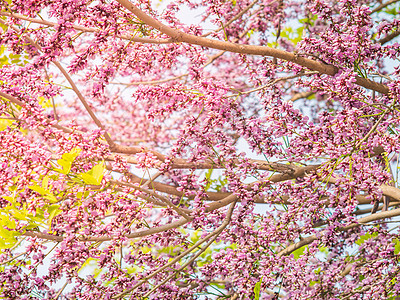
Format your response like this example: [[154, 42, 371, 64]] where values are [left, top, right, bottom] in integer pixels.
[[378, 29, 400, 45], [371, 0, 400, 13], [115, 0, 389, 95], [289, 91, 314, 102]]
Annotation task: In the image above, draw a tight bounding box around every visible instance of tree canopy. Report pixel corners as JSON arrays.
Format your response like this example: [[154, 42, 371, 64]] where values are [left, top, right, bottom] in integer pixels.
[[1, 0, 400, 298]]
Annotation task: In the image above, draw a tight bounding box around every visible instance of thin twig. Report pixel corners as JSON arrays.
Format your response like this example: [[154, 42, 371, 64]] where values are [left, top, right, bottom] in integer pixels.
[[113, 201, 236, 299], [112, 179, 192, 220], [0, 19, 115, 147], [289, 91, 314, 102], [355, 100, 395, 149], [278, 207, 400, 256], [201, 0, 260, 37], [0, 12, 172, 44], [23, 216, 189, 242], [228, 71, 318, 97], [0, 251, 28, 265], [54, 281, 68, 299]]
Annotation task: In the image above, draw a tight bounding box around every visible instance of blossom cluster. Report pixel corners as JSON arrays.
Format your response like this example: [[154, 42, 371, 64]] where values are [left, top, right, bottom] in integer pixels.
[[0, 0, 400, 299]]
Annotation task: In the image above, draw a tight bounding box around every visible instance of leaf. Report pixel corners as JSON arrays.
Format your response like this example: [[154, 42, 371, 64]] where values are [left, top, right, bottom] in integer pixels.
[[204, 169, 213, 191], [79, 162, 105, 185], [62, 147, 81, 162], [29, 185, 48, 195], [0, 236, 18, 250], [55, 158, 72, 174], [48, 204, 61, 229], [55, 147, 81, 174], [0, 214, 16, 230], [394, 239, 400, 255], [91, 162, 105, 183], [3, 195, 14, 203], [0, 214, 19, 249], [384, 7, 398, 16], [77, 191, 90, 199], [309, 280, 319, 287], [0, 56, 9, 66], [319, 246, 328, 255], [44, 193, 58, 203], [356, 232, 378, 246], [254, 277, 262, 300], [29, 178, 58, 203], [42, 175, 49, 190], [292, 245, 308, 259], [11, 208, 27, 221], [0, 117, 14, 131], [79, 174, 98, 185], [78, 257, 98, 273]]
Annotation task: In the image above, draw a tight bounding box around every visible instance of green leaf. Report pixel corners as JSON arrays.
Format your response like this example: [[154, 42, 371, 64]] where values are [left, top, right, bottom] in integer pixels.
[[394, 239, 400, 255], [0, 117, 14, 131], [0, 214, 19, 249], [29, 185, 48, 195], [0, 56, 9, 66], [356, 232, 378, 246], [29, 178, 58, 203], [309, 280, 319, 287], [319, 246, 328, 255], [25, 224, 39, 230], [204, 169, 213, 191], [254, 277, 262, 300], [292, 245, 308, 259], [78, 257, 98, 273], [55, 158, 72, 174], [55, 147, 81, 174], [384, 6, 399, 16], [79, 162, 105, 185], [43, 193, 58, 203], [0, 236, 18, 250], [11, 208, 27, 221], [0, 214, 16, 230], [77, 191, 90, 199], [79, 173, 97, 185], [3, 195, 14, 203], [48, 204, 61, 229], [91, 162, 105, 183], [62, 147, 82, 162], [42, 175, 49, 190]]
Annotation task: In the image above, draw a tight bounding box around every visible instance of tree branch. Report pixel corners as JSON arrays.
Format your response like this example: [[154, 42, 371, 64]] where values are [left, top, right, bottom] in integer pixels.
[[0, 19, 116, 147], [378, 29, 400, 45], [278, 207, 400, 256], [113, 201, 236, 299], [115, 0, 389, 95], [0, 12, 172, 44], [371, 0, 400, 14], [201, 0, 260, 37]]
